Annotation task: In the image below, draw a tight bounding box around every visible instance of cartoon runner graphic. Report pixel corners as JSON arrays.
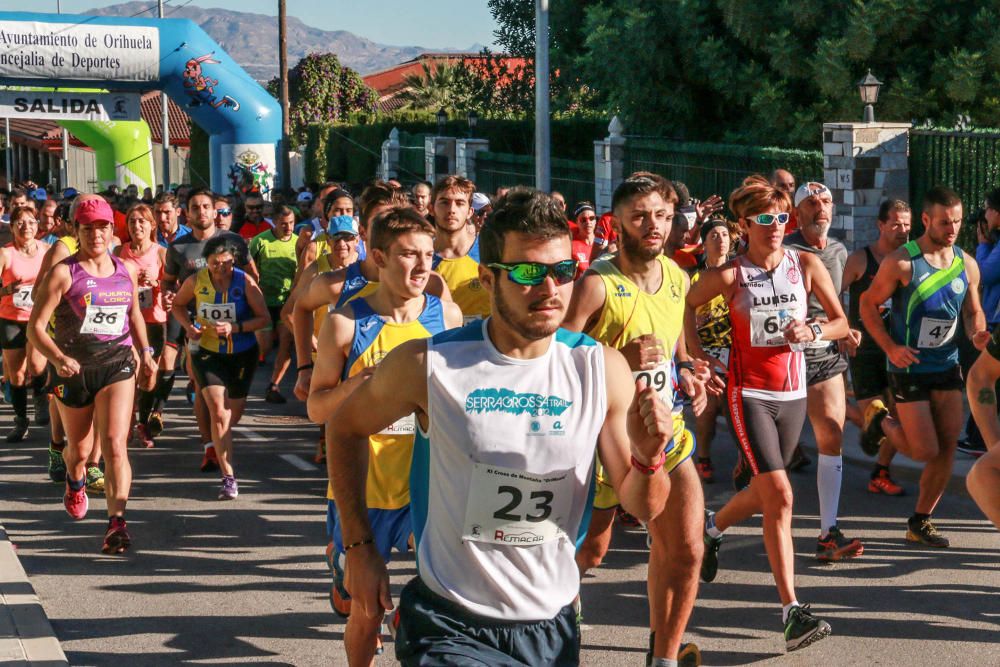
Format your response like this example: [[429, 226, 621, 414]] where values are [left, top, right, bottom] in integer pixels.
[[183, 54, 240, 111]]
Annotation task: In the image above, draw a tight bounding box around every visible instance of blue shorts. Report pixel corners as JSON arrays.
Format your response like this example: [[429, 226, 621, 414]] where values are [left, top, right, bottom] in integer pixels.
[[326, 500, 411, 562]]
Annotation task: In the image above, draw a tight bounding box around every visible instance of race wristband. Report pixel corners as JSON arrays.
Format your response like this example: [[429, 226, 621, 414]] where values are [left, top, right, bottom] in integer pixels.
[[142, 346, 155, 356], [343, 537, 375, 553], [297, 363, 314, 372], [676, 361, 695, 374], [631, 449, 668, 476]]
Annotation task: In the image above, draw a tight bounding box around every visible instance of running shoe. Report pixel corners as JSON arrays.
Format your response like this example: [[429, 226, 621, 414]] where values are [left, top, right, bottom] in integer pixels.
[[816, 525, 864, 562], [616, 506, 641, 528], [147, 411, 164, 438], [6, 416, 29, 443], [860, 399, 889, 456], [200, 445, 219, 473], [645, 633, 702, 667], [786, 443, 811, 471], [906, 517, 949, 548], [330, 551, 352, 618], [732, 451, 752, 492], [33, 393, 50, 426], [185, 380, 196, 405], [102, 516, 131, 555], [325, 541, 336, 572], [218, 476, 239, 500], [131, 423, 155, 449], [784, 604, 831, 652], [265, 384, 287, 404], [86, 466, 106, 495], [956, 438, 988, 458], [701, 509, 723, 583], [64, 483, 88, 520], [48, 446, 66, 483], [695, 458, 715, 484], [868, 469, 904, 496]]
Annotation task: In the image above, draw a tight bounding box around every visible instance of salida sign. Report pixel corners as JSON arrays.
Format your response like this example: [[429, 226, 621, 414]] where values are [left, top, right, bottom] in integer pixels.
[[0, 90, 140, 121]]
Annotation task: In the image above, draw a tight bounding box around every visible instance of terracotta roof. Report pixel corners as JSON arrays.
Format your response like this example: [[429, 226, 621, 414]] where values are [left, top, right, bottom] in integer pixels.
[[140, 91, 191, 146]]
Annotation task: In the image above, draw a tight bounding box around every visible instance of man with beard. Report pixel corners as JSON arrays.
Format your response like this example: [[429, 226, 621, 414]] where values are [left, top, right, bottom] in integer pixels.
[[411, 182, 431, 218], [784, 182, 864, 562], [327, 187, 672, 665], [431, 175, 491, 323], [860, 186, 988, 546], [564, 175, 706, 667]]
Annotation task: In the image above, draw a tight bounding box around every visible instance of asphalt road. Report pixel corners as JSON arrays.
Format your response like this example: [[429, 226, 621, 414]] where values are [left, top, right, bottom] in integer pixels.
[[0, 364, 998, 666]]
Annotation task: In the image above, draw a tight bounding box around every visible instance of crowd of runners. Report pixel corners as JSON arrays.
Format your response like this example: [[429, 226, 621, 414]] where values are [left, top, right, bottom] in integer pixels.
[[1, 167, 998, 666]]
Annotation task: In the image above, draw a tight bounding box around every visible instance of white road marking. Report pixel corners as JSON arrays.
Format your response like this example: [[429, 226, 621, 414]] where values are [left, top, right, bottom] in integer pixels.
[[236, 427, 267, 442], [279, 453, 317, 472]]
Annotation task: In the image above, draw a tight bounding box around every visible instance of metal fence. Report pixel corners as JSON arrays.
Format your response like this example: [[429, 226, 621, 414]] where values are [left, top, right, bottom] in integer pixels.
[[397, 131, 428, 185], [623, 137, 823, 200], [475, 151, 595, 205], [909, 130, 1000, 228]]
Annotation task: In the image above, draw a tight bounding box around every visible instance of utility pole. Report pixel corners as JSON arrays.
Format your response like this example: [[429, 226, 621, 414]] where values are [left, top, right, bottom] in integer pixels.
[[534, 0, 550, 192], [159, 1, 170, 191], [57, 1, 68, 190], [278, 0, 292, 193]]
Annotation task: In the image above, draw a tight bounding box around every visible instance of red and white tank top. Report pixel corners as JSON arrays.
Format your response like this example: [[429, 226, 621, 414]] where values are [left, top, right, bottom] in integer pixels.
[[118, 242, 166, 323], [727, 249, 807, 400], [0, 242, 48, 322]]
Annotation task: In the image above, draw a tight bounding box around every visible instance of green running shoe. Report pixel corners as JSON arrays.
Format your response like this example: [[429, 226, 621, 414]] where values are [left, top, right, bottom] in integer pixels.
[[784, 604, 831, 652], [48, 446, 66, 483], [86, 466, 106, 495]]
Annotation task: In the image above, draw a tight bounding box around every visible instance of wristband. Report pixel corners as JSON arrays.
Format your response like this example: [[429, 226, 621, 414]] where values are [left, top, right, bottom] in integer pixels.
[[631, 449, 668, 476], [343, 537, 375, 553], [297, 362, 314, 372], [142, 346, 155, 356], [676, 360, 695, 374]]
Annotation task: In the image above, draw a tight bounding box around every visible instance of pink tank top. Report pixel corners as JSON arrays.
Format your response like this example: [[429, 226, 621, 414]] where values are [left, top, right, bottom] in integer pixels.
[[118, 242, 166, 323], [0, 241, 49, 322]]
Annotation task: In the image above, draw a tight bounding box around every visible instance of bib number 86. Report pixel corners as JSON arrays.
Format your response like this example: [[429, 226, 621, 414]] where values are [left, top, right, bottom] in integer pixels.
[[493, 486, 554, 523]]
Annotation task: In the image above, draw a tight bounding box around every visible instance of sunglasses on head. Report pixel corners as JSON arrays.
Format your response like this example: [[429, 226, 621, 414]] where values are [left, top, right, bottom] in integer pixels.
[[216, 208, 232, 216], [749, 212, 790, 226], [488, 260, 578, 286]]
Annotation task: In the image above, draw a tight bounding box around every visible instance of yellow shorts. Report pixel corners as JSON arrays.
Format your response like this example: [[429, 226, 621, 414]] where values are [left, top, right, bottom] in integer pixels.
[[593, 415, 695, 510]]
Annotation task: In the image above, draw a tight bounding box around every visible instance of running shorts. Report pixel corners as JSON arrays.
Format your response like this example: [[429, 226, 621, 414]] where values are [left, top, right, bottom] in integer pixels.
[[849, 350, 889, 401], [190, 345, 258, 399], [727, 385, 807, 476], [326, 500, 411, 562], [165, 315, 186, 349], [804, 342, 848, 387], [889, 366, 963, 403], [0, 319, 27, 349], [593, 419, 693, 510], [50, 347, 136, 408], [263, 305, 284, 332], [394, 577, 580, 667]]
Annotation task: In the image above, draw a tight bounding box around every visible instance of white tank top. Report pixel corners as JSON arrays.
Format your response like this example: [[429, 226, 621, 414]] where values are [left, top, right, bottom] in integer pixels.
[[414, 319, 606, 621], [727, 249, 808, 400]]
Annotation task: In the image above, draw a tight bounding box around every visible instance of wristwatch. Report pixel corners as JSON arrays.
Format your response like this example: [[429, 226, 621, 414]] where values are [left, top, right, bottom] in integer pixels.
[[809, 322, 823, 341]]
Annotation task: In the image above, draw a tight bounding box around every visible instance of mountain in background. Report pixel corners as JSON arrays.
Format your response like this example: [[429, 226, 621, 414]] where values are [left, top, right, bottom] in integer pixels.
[[87, 2, 482, 80]]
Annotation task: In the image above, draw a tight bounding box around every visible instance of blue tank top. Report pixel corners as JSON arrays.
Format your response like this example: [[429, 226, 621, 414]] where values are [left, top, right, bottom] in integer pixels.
[[335, 261, 372, 308], [888, 241, 968, 373]]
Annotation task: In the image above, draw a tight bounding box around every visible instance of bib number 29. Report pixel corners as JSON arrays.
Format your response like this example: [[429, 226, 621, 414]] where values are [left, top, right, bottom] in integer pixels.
[[494, 486, 553, 523]]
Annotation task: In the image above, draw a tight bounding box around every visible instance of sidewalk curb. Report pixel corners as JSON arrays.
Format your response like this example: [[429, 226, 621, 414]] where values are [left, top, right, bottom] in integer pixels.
[[0, 523, 68, 666]]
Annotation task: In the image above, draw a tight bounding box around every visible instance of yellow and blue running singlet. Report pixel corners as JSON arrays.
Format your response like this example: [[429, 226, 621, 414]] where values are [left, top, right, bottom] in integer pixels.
[[192, 267, 256, 354], [335, 260, 378, 308], [325, 294, 447, 508], [433, 236, 490, 321], [587, 255, 693, 509]]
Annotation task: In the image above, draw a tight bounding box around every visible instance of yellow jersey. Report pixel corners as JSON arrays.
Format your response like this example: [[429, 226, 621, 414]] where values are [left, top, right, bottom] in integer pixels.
[[433, 236, 489, 321], [326, 294, 448, 508]]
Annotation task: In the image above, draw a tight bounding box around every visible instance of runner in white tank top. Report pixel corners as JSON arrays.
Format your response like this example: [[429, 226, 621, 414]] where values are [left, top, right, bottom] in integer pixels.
[[684, 177, 848, 654], [326, 189, 673, 665]]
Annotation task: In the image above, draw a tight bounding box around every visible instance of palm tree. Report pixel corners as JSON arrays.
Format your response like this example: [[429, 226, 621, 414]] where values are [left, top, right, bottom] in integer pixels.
[[397, 61, 470, 111]]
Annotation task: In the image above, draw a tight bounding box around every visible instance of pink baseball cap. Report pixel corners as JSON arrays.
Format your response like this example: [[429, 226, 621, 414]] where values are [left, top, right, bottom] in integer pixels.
[[74, 198, 115, 225]]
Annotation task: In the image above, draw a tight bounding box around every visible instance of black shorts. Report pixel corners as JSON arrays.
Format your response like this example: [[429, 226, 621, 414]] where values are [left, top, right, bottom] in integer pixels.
[[190, 345, 258, 399], [265, 305, 284, 331], [804, 342, 848, 386], [849, 351, 889, 401], [394, 578, 579, 667], [728, 386, 807, 475], [145, 321, 166, 358], [50, 347, 135, 409], [0, 319, 27, 349], [889, 366, 964, 404], [165, 315, 186, 350]]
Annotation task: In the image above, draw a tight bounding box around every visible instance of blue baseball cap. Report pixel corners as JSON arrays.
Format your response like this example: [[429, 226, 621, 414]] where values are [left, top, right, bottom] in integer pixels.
[[62, 187, 78, 199], [328, 215, 358, 236]]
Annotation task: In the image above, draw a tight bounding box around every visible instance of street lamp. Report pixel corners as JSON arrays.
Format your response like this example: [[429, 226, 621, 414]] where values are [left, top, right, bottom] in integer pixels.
[[858, 69, 883, 124], [436, 108, 447, 136], [467, 110, 479, 138]]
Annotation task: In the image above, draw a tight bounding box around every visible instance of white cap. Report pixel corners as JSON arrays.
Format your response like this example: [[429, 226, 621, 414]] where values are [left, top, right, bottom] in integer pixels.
[[296, 191, 314, 203], [471, 192, 491, 212], [793, 182, 832, 207]]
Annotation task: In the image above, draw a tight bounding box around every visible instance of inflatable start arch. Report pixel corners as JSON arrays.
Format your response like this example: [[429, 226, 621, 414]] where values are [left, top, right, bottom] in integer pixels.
[[0, 11, 282, 194]]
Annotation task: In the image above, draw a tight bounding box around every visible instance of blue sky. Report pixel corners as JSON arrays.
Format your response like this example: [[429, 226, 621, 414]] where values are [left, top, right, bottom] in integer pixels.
[[43, 1, 499, 50]]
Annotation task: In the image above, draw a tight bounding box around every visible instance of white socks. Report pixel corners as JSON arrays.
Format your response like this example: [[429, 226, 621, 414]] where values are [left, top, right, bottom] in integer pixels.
[[817, 454, 843, 536], [651, 660, 677, 667], [782, 600, 801, 624]]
